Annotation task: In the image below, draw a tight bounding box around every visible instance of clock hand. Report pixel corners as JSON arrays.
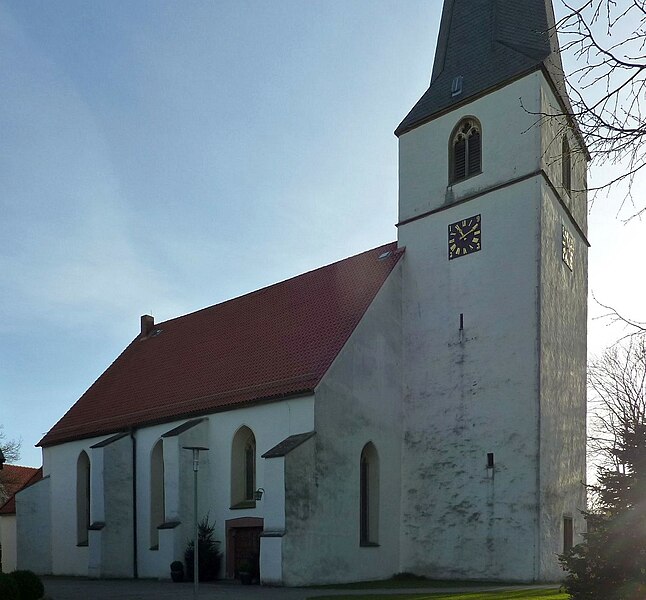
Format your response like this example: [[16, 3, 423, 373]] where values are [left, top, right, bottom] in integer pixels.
[[459, 224, 479, 240]]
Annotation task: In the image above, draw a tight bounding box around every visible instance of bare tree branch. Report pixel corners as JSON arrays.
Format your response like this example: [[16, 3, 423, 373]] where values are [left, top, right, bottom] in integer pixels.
[[557, 0, 646, 218]]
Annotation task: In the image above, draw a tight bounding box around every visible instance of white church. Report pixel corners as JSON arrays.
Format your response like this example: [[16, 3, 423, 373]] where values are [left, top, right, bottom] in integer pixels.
[[8, 0, 588, 585]]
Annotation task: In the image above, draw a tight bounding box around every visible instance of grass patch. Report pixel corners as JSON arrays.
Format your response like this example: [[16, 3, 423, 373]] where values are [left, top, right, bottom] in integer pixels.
[[308, 590, 567, 600], [313, 575, 522, 589]]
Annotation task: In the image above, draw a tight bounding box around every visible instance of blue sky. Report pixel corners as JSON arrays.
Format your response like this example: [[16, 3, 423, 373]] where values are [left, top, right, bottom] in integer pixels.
[[1, 1, 643, 467]]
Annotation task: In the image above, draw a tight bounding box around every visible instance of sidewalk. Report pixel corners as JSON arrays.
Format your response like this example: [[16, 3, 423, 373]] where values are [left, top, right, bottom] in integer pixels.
[[42, 577, 560, 600]]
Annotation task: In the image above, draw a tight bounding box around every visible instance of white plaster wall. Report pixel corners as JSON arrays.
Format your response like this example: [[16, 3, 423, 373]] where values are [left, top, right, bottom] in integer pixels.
[[0, 515, 17, 572], [399, 74, 542, 223], [538, 183, 587, 579], [16, 477, 51, 574], [397, 71, 587, 582], [40, 396, 313, 581], [135, 397, 314, 579], [44, 436, 107, 575], [97, 435, 135, 577], [208, 396, 314, 579], [539, 82, 588, 236], [281, 265, 402, 585], [398, 176, 542, 581], [135, 420, 212, 579]]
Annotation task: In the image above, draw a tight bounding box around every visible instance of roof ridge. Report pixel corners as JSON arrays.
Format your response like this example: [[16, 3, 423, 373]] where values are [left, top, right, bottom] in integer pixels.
[[2, 464, 38, 471], [158, 241, 397, 328]]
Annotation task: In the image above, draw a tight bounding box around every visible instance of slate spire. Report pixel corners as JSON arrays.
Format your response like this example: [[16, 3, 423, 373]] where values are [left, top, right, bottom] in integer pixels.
[[396, 0, 568, 136]]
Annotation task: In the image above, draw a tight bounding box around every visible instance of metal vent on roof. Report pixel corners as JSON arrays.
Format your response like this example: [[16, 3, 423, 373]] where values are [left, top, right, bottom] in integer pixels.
[[451, 76, 463, 97], [378, 251, 392, 260], [150, 328, 163, 337]]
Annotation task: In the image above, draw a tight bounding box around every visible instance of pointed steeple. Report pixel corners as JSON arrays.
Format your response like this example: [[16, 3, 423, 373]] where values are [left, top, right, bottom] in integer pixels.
[[396, 0, 569, 136]]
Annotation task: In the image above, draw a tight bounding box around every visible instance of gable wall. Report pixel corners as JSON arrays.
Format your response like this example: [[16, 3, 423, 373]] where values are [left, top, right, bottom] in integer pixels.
[[282, 263, 402, 585]]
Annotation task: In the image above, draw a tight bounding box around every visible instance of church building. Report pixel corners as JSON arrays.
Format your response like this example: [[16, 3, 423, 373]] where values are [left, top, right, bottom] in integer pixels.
[[12, 0, 588, 585]]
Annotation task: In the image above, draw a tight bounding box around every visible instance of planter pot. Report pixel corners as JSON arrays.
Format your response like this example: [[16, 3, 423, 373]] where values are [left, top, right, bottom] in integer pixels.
[[170, 570, 184, 583], [239, 572, 253, 585]]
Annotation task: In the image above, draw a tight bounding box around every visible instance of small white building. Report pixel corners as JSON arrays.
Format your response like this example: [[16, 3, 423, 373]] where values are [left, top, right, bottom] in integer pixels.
[[16, 0, 588, 585], [0, 465, 41, 573]]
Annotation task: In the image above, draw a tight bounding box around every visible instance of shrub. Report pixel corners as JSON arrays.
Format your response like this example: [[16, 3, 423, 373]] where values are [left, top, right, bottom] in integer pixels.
[[184, 514, 222, 582], [10, 569, 45, 600], [0, 573, 20, 600]]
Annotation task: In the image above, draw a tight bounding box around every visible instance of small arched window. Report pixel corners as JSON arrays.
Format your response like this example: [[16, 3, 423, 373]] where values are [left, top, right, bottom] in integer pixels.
[[231, 426, 256, 507], [450, 118, 482, 184], [360, 442, 379, 546], [76, 451, 91, 546], [150, 439, 165, 549], [562, 135, 572, 196]]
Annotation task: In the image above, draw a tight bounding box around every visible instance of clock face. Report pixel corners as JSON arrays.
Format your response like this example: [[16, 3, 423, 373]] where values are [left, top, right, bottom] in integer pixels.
[[562, 224, 574, 271], [448, 214, 481, 260]]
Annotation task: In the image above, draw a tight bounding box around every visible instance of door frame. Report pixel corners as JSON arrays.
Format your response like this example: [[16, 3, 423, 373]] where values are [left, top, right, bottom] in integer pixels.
[[225, 517, 264, 579]]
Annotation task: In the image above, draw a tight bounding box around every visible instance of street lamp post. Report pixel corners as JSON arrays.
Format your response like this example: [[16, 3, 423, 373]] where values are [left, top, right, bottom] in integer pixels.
[[183, 445, 209, 599]]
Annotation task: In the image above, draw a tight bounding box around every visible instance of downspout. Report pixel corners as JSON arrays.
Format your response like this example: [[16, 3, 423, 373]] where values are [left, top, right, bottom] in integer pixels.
[[131, 429, 138, 579]]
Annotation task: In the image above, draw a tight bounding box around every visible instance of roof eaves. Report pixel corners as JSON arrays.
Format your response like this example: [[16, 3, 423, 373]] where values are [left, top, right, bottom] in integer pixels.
[[261, 431, 316, 458]]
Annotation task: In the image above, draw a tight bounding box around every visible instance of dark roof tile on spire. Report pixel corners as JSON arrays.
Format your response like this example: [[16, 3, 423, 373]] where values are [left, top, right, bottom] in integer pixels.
[[396, 0, 568, 136]]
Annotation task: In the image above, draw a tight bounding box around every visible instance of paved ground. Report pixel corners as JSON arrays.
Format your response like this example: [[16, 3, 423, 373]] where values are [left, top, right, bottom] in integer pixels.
[[42, 577, 559, 600]]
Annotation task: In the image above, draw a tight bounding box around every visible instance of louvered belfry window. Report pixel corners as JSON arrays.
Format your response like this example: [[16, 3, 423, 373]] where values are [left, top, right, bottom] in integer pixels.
[[451, 119, 481, 183], [562, 135, 572, 196]]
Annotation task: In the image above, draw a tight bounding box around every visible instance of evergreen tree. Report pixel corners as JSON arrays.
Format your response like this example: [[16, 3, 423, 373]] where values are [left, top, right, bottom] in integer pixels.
[[560, 336, 646, 599]]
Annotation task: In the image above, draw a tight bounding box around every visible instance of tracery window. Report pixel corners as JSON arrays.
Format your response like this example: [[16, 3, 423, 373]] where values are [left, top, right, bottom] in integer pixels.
[[360, 442, 379, 546], [562, 135, 572, 196], [231, 426, 256, 507], [150, 439, 165, 549], [450, 118, 482, 184], [76, 451, 91, 546]]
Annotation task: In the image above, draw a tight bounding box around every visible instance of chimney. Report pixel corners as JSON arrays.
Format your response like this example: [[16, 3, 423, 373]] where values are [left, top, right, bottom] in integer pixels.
[[141, 314, 154, 337]]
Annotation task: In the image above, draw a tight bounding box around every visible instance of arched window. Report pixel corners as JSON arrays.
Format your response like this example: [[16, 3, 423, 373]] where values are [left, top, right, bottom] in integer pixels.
[[231, 426, 256, 507], [562, 135, 572, 196], [450, 118, 482, 184], [150, 439, 165, 549], [360, 442, 379, 546], [76, 451, 90, 546]]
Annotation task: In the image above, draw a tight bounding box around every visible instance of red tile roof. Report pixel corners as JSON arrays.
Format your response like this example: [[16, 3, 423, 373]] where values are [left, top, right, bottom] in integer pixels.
[[0, 466, 42, 515], [38, 243, 403, 447]]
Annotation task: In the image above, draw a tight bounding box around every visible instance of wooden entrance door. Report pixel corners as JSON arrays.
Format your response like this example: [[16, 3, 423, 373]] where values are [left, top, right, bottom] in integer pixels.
[[225, 517, 263, 581]]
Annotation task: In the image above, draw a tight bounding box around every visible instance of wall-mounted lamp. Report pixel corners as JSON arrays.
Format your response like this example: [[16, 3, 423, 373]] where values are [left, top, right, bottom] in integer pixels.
[[254, 487, 265, 501]]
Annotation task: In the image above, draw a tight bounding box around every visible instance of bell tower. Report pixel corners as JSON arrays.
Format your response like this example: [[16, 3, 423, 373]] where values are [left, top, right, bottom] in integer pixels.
[[396, 0, 588, 581]]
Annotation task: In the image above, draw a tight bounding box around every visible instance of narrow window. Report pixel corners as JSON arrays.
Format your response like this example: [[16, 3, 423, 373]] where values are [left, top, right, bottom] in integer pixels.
[[150, 439, 165, 549], [562, 136, 572, 196], [360, 442, 379, 546], [231, 426, 256, 507], [450, 119, 482, 184], [76, 451, 91, 546], [487, 453, 495, 469], [245, 439, 255, 501], [563, 516, 574, 552]]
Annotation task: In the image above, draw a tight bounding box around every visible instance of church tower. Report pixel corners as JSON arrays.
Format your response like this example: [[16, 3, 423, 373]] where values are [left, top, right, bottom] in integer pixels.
[[396, 0, 587, 581]]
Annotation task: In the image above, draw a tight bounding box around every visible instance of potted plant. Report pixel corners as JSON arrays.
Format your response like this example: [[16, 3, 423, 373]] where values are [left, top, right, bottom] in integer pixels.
[[238, 560, 253, 585], [170, 561, 184, 583]]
